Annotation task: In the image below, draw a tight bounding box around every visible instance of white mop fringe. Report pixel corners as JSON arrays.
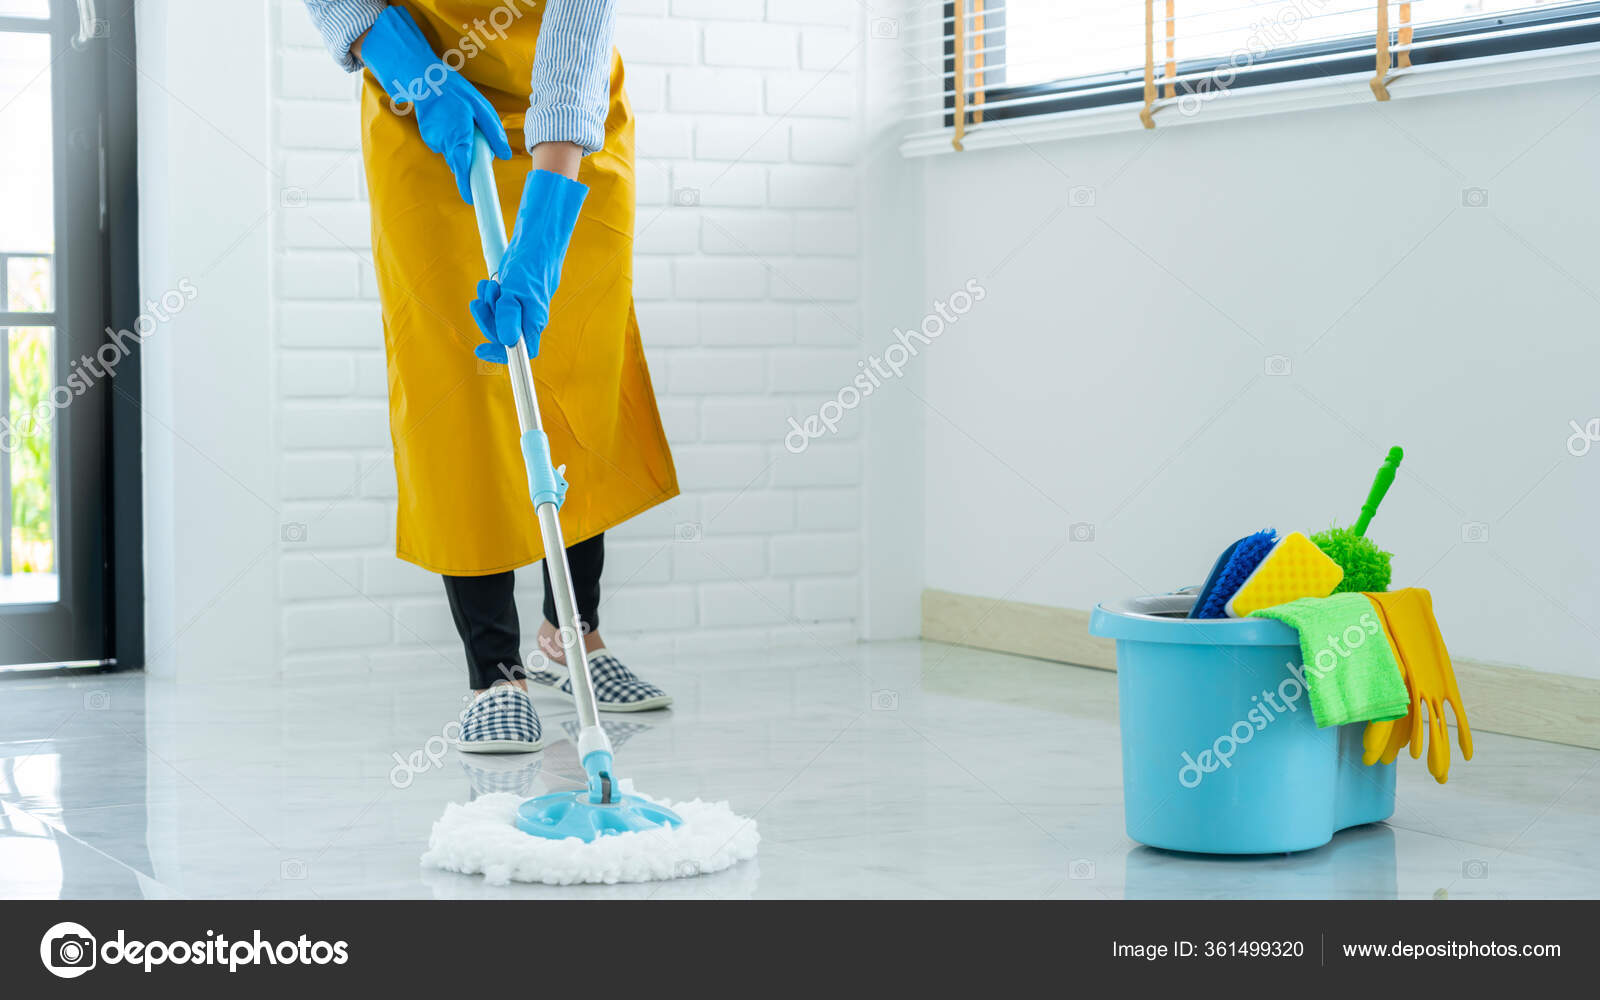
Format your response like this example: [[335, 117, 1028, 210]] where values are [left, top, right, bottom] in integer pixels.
[[422, 791, 759, 886]]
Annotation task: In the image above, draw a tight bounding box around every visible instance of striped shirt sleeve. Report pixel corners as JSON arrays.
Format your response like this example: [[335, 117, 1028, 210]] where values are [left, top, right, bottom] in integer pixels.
[[525, 0, 616, 155], [301, 0, 388, 72]]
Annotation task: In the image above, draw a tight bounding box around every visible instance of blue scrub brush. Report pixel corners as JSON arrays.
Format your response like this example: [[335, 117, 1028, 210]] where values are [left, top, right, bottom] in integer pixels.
[[1189, 529, 1277, 619]]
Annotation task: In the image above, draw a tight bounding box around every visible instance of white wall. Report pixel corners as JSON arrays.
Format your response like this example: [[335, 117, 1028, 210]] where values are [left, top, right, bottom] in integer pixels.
[[265, 0, 874, 678], [138, 0, 278, 679], [913, 79, 1600, 679], [858, 3, 926, 640], [136, 4, 1599, 682]]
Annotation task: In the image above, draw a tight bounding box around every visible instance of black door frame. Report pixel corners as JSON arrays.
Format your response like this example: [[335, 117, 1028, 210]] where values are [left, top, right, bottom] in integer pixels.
[[0, 0, 141, 675], [105, 0, 142, 673]]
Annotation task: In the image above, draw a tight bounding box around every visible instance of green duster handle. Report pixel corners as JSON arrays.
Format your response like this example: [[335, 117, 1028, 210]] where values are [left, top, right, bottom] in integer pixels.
[[1353, 446, 1404, 537]]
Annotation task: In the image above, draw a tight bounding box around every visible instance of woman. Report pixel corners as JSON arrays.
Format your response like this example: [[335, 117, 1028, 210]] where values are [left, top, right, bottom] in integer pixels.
[[302, 0, 678, 751]]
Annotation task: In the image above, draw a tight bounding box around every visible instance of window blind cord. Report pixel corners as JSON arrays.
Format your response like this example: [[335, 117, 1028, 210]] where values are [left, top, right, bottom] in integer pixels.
[[953, 0, 967, 150]]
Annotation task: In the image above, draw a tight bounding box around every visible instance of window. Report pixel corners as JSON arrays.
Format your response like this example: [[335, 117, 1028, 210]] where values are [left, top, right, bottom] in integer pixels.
[[904, 1, 1600, 144]]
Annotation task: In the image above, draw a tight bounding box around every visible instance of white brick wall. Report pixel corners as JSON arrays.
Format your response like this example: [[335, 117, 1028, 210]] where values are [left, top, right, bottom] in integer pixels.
[[269, 0, 865, 676]]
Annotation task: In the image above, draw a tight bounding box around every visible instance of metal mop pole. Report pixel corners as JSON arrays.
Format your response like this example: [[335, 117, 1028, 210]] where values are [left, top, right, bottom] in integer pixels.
[[467, 132, 614, 798]]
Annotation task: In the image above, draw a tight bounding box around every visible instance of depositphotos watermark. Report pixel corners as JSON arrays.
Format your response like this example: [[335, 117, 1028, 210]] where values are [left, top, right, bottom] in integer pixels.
[[0, 278, 197, 454], [785, 279, 986, 453], [383, 0, 538, 112], [40, 921, 348, 978], [389, 629, 586, 788], [1567, 417, 1599, 456], [1178, 611, 1385, 788], [1176, 0, 1335, 118], [390, 689, 476, 789]]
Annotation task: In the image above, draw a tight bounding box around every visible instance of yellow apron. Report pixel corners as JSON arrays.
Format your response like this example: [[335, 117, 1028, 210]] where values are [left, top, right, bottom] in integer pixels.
[[360, 0, 677, 576]]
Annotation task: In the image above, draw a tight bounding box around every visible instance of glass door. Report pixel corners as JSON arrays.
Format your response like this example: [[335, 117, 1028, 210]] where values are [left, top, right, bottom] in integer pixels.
[[0, 0, 114, 668]]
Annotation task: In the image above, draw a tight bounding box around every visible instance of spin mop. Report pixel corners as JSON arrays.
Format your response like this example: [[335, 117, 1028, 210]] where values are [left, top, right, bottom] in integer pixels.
[[422, 132, 758, 885]]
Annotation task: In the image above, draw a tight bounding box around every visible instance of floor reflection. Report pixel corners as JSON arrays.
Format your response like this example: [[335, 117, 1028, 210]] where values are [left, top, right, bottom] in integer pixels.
[[0, 676, 157, 898], [0, 644, 1596, 899], [1123, 824, 1399, 899]]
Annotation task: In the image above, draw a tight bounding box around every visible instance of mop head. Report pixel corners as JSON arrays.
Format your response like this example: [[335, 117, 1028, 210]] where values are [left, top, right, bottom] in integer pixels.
[[1311, 524, 1392, 594], [422, 789, 759, 886]]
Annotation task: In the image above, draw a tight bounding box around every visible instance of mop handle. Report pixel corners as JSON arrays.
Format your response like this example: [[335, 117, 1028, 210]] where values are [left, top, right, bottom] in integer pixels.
[[466, 132, 604, 737], [1353, 445, 1404, 537]]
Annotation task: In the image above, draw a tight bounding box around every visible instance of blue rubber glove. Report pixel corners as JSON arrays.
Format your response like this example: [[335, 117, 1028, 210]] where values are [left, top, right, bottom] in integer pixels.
[[360, 6, 512, 203], [468, 279, 519, 363], [468, 169, 589, 363]]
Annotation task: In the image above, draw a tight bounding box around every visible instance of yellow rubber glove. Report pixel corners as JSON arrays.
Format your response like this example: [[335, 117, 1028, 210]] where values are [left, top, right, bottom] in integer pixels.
[[1360, 588, 1473, 783]]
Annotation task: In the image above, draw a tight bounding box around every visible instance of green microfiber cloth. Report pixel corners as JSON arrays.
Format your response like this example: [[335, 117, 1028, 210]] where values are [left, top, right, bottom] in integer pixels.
[[1251, 593, 1409, 728]]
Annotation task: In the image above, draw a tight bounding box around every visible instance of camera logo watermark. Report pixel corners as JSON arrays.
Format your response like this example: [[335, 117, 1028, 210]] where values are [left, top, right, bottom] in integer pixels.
[[41, 922, 97, 979], [42, 922, 349, 976], [785, 279, 986, 453]]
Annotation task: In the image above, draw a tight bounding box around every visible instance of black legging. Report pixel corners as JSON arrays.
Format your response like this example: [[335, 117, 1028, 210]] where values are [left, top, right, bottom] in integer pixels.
[[441, 532, 605, 690]]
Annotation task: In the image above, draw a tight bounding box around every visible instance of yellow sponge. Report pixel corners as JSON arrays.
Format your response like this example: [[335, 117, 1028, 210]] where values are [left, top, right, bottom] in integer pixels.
[[1224, 531, 1344, 618]]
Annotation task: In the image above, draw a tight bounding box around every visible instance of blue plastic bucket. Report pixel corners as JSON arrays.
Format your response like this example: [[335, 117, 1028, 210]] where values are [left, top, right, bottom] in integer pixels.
[[1089, 593, 1395, 854]]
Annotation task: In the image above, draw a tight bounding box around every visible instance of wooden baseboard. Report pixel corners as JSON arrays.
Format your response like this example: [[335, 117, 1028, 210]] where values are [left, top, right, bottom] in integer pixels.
[[921, 588, 1600, 751], [921, 589, 1117, 671]]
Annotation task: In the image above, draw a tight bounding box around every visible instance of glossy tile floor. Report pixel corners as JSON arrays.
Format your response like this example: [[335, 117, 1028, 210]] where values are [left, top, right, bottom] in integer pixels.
[[2, 641, 1597, 899]]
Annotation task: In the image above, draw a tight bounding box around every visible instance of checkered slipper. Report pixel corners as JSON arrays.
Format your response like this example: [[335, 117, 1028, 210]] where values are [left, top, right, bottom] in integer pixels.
[[454, 684, 544, 753], [525, 648, 673, 712]]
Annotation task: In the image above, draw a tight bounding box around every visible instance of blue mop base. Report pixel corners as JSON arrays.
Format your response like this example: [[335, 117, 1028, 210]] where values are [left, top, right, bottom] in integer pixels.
[[515, 791, 683, 842]]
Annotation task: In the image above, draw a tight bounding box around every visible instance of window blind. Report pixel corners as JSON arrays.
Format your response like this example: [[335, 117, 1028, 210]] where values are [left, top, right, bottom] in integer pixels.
[[898, 1, 1600, 149]]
